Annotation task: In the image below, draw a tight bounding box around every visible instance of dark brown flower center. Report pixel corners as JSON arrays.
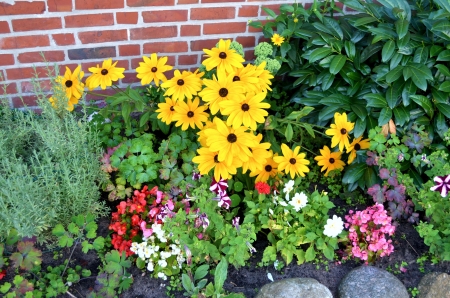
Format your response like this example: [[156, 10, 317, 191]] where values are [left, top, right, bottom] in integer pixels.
[[355, 144, 361, 150], [177, 79, 184, 86], [340, 128, 347, 135], [227, 133, 237, 143], [219, 88, 228, 97], [265, 165, 272, 172], [151, 67, 157, 73], [233, 76, 240, 82], [187, 111, 194, 118], [65, 80, 73, 88], [219, 52, 227, 59], [101, 69, 108, 75], [241, 103, 250, 111], [170, 106, 174, 111], [214, 155, 219, 163], [289, 158, 296, 165], [329, 158, 335, 164]]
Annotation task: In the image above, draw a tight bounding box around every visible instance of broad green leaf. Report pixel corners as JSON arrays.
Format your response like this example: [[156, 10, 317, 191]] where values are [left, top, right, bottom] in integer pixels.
[[432, 89, 449, 104], [435, 103, 450, 118], [439, 81, 450, 92], [364, 93, 387, 108], [342, 162, 367, 184], [319, 93, 351, 107], [285, 106, 315, 120], [430, 45, 443, 57], [353, 118, 366, 137], [354, 16, 378, 27], [323, 17, 343, 40], [93, 237, 105, 251], [378, 107, 392, 126], [364, 167, 378, 189], [323, 245, 335, 260], [234, 181, 243, 192], [182, 274, 193, 292], [382, 40, 396, 62], [308, 48, 332, 63], [405, 64, 431, 91], [413, 46, 429, 64], [360, 43, 383, 63], [344, 41, 356, 59], [393, 106, 410, 126], [402, 79, 416, 106], [351, 103, 367, 120], [434, 0, 450, 13], [437, 50, 450, 62], [386, 85, 400, 109], [390, 52, 403, 69], [318, 106, 341, 122], [262, 7, 277, 18], [386, 65, 404, 83], [280, 42, 291, 58], [305, 245, 316, 262], [285, 123, 293, 142], [303, 123, 315, 138], [330, 55, 347, 75], [321, 72, 335, 91], [410, 95, 434, 118], [52, 224, 66, 237], [194, 264, 209, 281], [312, 22, 333, 35], [214, 258, 228, 290], [435, 64, 450, 77], [395, 19, 409, 39]]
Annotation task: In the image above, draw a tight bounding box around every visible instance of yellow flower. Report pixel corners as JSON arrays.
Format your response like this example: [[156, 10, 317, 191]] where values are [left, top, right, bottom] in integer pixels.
[[155, 97, 179, 125], [219, 92, 270, 131], [228, 64, 260, 92], [48, 95, 78, 112], [205, 118, 258, 166], [55, 65, 84, 100], [85, 58, 125, 90], [172, 97, 208, 131], [271, 33, 285, 46], [241, 134, 272, 173], [254, 62, 274, 92], [347, 136, 370, 164], [314, 145, 345, 176], [136, 53, 173, 86], [250, 151, 279, 183], [202, 39, 245, 73], [192, 147, 241, 181], [325, 112, 355, 152], [273, 143, 310, 179], [161, 69, 203, 101], [199, 71, 245, 115], [197, 120, 216, 147], [293, 17, 298, 23]]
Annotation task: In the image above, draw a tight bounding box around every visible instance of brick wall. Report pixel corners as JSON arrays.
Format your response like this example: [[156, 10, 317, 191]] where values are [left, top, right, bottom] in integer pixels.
[[0, 0, 311, 109]]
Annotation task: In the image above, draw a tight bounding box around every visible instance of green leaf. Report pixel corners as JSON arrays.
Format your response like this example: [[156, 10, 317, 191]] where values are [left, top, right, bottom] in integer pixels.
[[386, 86, 400, 109], [330, 55, 347, 75], [435, 103, 450, 118], [262, 7, 277, 18], [285, 123, 293, 142], [378, 107, 392, 126], [308, 48, 332, 63], [413, 46, 428, 64], [404, 65, 430, 91], [342, 162, 367, 184], [323, 245, 335, 260], [434, 0, 450, 13], [214, 258, 228, 290], [393, 106, 410, 126], [323, 17, 343, 40], [410, 95, 434, 118], [364, 93, 387, 108], [182, 274, 193, 292], [234, 181, 243, 192], [435, 64, 450, 77], [437, 50, 450, 62], [285, 106, 314, 120], [93, 237, 105, 251], [351, 104, 367, 120], [52, 224, 66, 237], [386, 65, 404, 83], [194, 264, 209, 281], [344, 41, 356, 59], [305, 245, 316, 262], [439, 81, 450, 92], [382, 40, 396, 63], [353, 118, 366, 138], [354, 16, 378, 26], [395, 19, 409, 39], [121, 102, 132, 128], [360, 43, 383, 63], [321, 73, 335, 90], [280, 42, 291, 58]]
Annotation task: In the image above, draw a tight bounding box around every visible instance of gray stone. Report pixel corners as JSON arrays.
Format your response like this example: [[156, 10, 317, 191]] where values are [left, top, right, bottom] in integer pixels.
[[418, 272, 450, 298], [338, 265, 409, 298], [255, 277, 332, 298]]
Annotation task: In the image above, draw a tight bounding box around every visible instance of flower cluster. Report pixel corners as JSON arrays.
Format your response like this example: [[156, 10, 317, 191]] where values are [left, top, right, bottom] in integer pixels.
[[344, 204, 396, 263], [210, 177, 231, 209], [430, 175, 450, 197]]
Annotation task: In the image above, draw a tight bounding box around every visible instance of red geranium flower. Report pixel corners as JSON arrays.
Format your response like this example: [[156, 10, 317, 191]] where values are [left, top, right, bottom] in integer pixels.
[[255, 182, 271, 195]]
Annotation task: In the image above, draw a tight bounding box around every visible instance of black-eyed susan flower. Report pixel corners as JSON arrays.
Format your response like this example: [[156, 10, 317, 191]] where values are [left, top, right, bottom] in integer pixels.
[[202, 39, 245, 73], [220, 92, 270, 131], [55, 65, 84, 100], [271, 33, 285, 46], [241, 134, 272, 173], [136, 53, 173, 86], [205, 118, 257, 166], [228, 64, 260, 92], [155, 97, 179, 125], [273, 143, 310, 179], [347, 136, 370, 164], [85, 59, 125, 90], [197, 120, 216, 147], [254, 62, 274, 92], [198, 71, 245, 115], [250, 150, 279, 183], [314, 145, 345, 176], [325, 112, 355, 152], [192, 147, 241, 181], [161, 70, 203, 102], [172, 97, 208, 131]]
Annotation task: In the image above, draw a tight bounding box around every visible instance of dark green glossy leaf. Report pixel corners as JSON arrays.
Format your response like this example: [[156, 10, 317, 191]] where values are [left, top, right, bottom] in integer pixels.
[[390, 52, 403, 69], [402, 79, 416, 106], [330, 55, 347, 75], [364, 93, 387, 108], [342, 162, 367, 184], [318, 106, 341, 122], [395, 19, 409, 39], [432, 89, 449, 104], [354, 16, 378, 26], [439, 81, 450, 92], [353, 118, 366, 137], [382, 40, 396, 63], [435, 64, 450, 77], [437, 50, 450, 61], [378, 107, 392, 126], [280, 42, 292, 58], [386, 86, 400, 109], [413, 46, 429, 64], [308, 48, 332, 63], [434, 0, 450, 13], [319, 93, 351, 107], [386, 65, 404, 83], [360, 43, 383, 63], [351, 103, 367, 120], [430, 45, 443, 57], [324, 17, 343, 40], [321, 73, 335, 91], [393, 105, 410, 126], [435, 103, 450, 118], [344, 41, 356, 59], [285, 123, 293, 142], [410, 95, 434, 118]]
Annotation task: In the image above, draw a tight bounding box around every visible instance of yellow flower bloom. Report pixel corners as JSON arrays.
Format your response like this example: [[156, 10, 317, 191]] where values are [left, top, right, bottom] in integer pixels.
[[325, 112, 355, 152], [347, 136, 370, 164], [161, 70, 203, 101], [228, 64, 260, 92], [314, 145, 345, 176], [241, 134, 272, 173], [136, 53, 173, 86], [254, 62, 274, 92], [192, 147, 241, 181], [205, 118, 258, 166], [197, 120, 216, 147], [172, 97, 208, 131], [155, 97, 179, 125], [85, 58, 125, 90], [273, 143, 310, 179], [199, 71, 245, 115], [55, 65, 84, 100], [219, 92, 270, 131], [271, 33, 285, 46], [202, 39, 245, 73], [250, 150, 279, 183], [48, 95, 78, 112]]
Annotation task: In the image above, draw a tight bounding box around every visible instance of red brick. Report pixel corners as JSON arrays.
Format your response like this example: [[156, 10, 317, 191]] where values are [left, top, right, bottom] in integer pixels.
[[130, 26, 177, 40], [178, 0, 198, 3], [204, 22, 247, 35], [6, 67, 51, 80], [52, 33, 75, 46], [121, 75, 141, 84], [79, 29, 128, 44], [236, 36, 256, 48], [245, 49, 255, 61], [48, 0, 72, 12], [0, 2, 45, 16], [181, 25, 201, 37], [65, 14, 114, 28], [142, 10, 187, 23], [249, 20, 271, 33], [191, 7, 235, 20], [202, 0, 243, 2], [75, 0, 124, 9], [119, 44, 141, 56], [0, 35, 50, 50], [0, 21, 10, 33], [239, 5, 259, 17], [18, 51, 65, 63], [260, 5, 281, 16], [143, 41, 188, 53], [0, 82, 17, 95], [117, 12, 138, 24], [12, 96, 39, 108], [190, 39, 219, 51], [178, 55, 198, 65], [127, 0, 174, 6], [85, 89, 116, 101], [12, 17, 62, 32], [0, 54, 14, 66], [21, 80, 52, 93], [131, 56, 175, 69]]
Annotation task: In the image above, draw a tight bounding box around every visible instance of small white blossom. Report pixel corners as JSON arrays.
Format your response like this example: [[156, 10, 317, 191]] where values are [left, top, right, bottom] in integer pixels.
[[157, 272, 167, 280], [279, 200, 288, 207], [323, 215, 344, 238], [283, 180, 295, 194], [289, 192, 308, 212], [147, 261, 154, 272]]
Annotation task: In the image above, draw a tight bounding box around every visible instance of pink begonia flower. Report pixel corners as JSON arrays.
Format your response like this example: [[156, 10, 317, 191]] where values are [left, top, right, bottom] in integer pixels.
[[140, 221, 153, 238], [430, 175, 450, 197], [156, 190, 164, 203]]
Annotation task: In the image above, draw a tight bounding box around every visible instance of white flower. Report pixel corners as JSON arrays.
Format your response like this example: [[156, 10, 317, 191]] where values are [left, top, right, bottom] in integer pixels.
[[323, 215, 344, 238], [289, 192, 308, 212], [147, 261, 154, 272], [160, 251, 171, 259], [158, 259, 168, 268], [283, 180, 295, 194], [157, 272, 167, 280], [279, 200, 288, 207]]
